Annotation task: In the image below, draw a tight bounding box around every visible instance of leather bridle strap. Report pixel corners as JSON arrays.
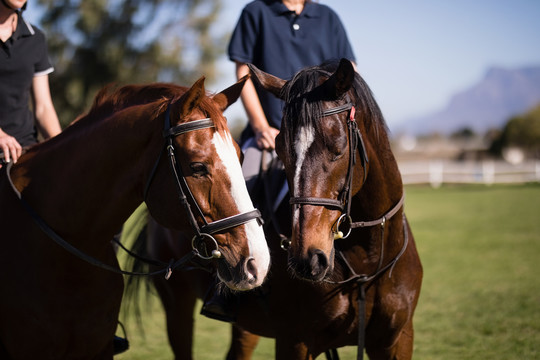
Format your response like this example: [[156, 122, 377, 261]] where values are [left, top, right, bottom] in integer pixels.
[[289, 197, 344, 211], [350, 194, 405, 229], [164, 117, 215, 137], [201, 209, 263, 235], [322, 102, 352, 116]]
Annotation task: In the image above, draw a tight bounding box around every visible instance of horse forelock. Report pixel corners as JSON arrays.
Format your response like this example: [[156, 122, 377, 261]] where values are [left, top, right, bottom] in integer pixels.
[[282, 67, 325, 150], [199, 95, 229, 135], [282, 60, 388, 150]]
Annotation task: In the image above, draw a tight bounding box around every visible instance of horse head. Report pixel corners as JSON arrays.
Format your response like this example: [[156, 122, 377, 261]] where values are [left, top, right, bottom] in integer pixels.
[[250, 59, 372, 281], [144, 76, 270, 290]]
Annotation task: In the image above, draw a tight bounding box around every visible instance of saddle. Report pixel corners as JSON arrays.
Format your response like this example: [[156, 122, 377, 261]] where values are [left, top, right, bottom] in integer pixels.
[[242, 137, 289, 236]]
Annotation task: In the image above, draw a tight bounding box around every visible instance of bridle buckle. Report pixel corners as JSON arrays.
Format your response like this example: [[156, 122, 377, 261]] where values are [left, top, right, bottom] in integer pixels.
[[192, 233, 222, 260], [334, 213, 352, 240]]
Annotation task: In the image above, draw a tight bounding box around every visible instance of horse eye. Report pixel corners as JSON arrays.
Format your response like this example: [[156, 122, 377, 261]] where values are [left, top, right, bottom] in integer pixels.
[[331, 152, 345, 162], [190, 162, 208, 177], [328, 140, 347, 161]]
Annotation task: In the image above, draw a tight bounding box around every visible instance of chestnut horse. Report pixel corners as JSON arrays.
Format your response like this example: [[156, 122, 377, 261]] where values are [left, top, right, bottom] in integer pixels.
[[133, 59, 422, 360], [0, 76, 269, 359]]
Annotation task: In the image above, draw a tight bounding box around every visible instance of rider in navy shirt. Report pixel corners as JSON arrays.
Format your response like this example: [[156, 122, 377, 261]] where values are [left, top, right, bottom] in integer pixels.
[[228, 0, 356, 146], [0, 0, 61, 166]]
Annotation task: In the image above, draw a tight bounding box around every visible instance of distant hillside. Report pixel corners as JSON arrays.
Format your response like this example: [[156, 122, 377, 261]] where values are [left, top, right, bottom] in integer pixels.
[[402, 66, 540, 135]]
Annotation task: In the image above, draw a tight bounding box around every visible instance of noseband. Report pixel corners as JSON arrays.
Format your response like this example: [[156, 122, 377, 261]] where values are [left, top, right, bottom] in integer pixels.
[[288, 100, 369, 239], [145, 104, 263, 259]]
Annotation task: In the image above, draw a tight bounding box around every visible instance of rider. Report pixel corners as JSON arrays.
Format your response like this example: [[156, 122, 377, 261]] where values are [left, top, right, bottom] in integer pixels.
[[231, 0, 356, 153], [0, 0, 61, 167], [200, 0, 356, 321], [231, 0, 356, 218], [0, 0, 128, 354]]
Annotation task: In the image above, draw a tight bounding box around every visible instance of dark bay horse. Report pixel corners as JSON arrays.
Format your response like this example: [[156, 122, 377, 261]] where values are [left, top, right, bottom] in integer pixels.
[[231, 58, 422, 359], [0, 76, 269, 359], [135, 59, 422, 359]]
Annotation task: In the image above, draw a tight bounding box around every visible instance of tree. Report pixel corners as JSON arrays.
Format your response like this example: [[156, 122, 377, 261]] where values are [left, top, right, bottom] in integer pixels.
[[450, 127, 476, 140], [37, 0, 224, 126], [489, 103, 540, 158]]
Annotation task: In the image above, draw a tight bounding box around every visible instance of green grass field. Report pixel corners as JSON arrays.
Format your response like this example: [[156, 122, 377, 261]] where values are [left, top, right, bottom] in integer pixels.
[[117, 183, 540, 359]]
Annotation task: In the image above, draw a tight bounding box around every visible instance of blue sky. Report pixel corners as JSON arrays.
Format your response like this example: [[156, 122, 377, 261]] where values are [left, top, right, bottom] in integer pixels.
[[214, 0, 540, 131]]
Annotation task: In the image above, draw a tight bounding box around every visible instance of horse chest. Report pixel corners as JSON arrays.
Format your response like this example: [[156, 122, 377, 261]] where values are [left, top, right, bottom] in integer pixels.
[[323, 287, 359, 331]]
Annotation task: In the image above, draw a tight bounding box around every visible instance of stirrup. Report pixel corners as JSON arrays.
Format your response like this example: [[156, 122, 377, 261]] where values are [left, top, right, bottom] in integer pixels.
[[200, 281, 238, 323], [113, 322, 129, 355], [200, 294, 237, 323]]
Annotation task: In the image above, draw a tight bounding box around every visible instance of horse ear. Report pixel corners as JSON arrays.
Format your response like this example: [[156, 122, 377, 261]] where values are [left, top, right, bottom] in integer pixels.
[[324, 58, 355, 99], [176, 76, 206, 117], [248, 64, 286, 100], [212, 74, 249, 111]]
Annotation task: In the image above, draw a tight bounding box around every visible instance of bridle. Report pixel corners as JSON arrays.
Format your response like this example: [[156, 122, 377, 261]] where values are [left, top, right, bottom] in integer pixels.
[[144, 103, 264, 260], [288, 99, 372, 240], [286, 98, 404, 241], [5, 101, 263, 279]]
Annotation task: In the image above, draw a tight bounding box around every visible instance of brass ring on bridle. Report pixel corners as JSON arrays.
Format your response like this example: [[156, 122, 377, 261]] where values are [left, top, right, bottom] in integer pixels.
[[334, 214, 352, 240], [191, 233, 222, 259]]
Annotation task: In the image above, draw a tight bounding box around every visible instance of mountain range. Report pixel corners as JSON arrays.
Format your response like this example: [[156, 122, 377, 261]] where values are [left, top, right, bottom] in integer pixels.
[[399, 65, 540, 135]]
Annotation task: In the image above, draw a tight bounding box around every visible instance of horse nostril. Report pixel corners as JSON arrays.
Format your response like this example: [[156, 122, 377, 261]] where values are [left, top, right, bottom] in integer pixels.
[[245, 258, 258, 282], [309, 249, 329, 278]]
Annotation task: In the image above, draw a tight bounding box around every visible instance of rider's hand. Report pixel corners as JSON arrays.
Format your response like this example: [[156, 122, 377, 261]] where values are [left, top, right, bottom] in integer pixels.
[[0, 129, 22, 165], [254, 127, 280, 151]]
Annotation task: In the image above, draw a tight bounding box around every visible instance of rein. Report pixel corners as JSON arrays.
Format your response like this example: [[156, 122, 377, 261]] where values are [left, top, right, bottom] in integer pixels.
[[5, 161, 195, 278], [323, 215, 409, 360]]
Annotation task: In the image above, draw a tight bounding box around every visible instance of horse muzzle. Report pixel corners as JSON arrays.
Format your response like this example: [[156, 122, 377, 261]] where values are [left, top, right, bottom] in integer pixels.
[[288, 245, 335, 282], [216, 255, 267, 291]]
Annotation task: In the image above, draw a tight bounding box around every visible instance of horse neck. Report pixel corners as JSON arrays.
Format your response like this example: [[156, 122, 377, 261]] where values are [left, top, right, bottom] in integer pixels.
[[12, 111, 162, 240]]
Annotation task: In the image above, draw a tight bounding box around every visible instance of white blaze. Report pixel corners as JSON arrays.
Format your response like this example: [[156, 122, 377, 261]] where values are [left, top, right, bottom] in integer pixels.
[[212, 132, 270, 279], [293, 124, 315, 223]]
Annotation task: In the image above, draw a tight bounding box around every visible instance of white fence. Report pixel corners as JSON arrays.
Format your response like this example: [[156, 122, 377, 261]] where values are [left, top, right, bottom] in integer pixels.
[[398, 160, 540, 187]]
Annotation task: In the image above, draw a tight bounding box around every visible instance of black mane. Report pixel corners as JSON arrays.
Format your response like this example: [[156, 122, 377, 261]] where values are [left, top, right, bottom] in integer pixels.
[[280, 59, 387, 144]]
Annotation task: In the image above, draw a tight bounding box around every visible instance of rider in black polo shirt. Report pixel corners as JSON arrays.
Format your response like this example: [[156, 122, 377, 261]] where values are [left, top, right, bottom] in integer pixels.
[[1, 1, 131, 354], [0, 0, 61, 166]]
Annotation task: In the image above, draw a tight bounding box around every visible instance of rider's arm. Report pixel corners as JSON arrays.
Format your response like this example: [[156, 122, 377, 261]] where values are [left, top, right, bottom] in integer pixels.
[[236, 62, 279, 150], [31, 74, 61, 140]]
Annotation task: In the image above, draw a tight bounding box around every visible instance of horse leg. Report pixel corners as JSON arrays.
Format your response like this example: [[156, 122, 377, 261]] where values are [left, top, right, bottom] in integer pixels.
[[226, 325, 260, 360], [275, 338, 311, 360], [393, 319, 415, 359], [153, 272, 198, 360], [365, 312, 415, 360]]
